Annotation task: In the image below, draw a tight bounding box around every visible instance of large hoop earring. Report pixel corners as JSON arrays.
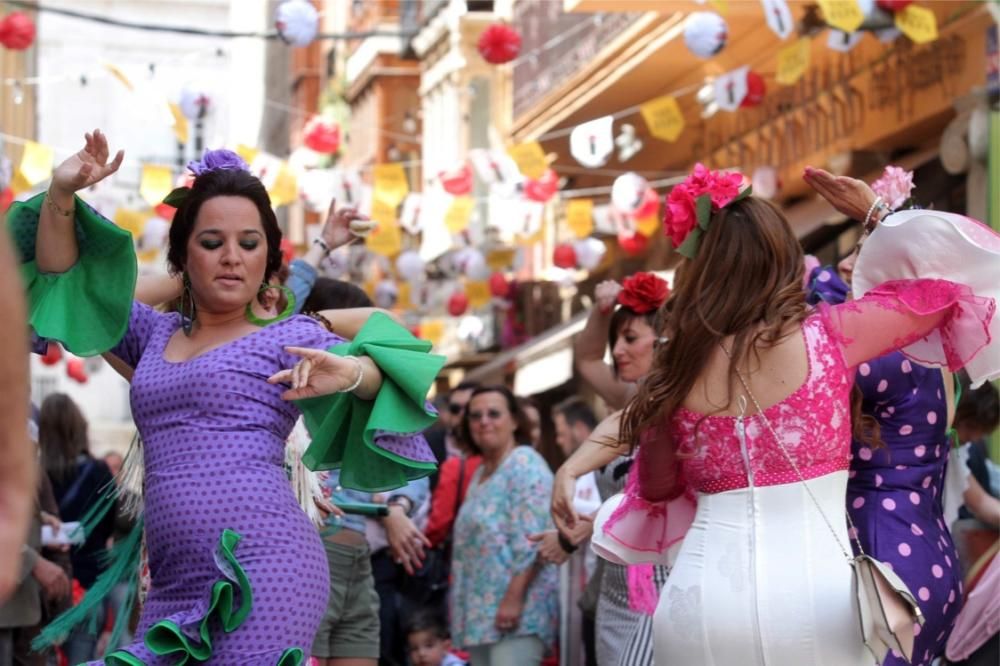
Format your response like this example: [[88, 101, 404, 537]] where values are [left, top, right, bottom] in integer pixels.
[[245, 284, 296, 327], [180, 273, 197, 336]]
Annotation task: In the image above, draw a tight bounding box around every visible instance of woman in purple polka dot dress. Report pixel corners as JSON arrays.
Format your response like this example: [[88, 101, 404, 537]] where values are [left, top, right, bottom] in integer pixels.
[[15, 132, 442, 665], [808, 259, 962, 666]]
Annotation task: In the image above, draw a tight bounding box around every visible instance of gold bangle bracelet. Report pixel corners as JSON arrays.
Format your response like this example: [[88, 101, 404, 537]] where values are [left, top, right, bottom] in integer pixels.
[[45, 192, 73, 217]]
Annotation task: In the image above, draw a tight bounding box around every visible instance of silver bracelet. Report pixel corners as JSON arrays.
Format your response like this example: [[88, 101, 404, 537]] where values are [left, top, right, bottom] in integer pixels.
[[863, 196, 885, 232], [338, 355, 364, 393]]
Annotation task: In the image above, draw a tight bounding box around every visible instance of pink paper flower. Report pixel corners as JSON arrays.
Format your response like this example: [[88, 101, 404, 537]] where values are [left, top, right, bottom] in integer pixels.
[[871, 165, 915, 211]]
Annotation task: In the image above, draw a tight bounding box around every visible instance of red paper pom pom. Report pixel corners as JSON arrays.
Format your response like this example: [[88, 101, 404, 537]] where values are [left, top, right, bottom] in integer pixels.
[[0, 12, 36, 51], [447, 291, 469, 317], [66, 358, 88, 384], [633, 188, 659, 220], [40, 343, 62, 366], [553, 243, 577, 269], [440, 164, 473, 196], [740, 71, 766, 108], [524, 169, 559, 203], [0, 187, 12, 213], [876, 0, 914, 11], [617, 231, 649, 257], [303, 117, 341, 154], [488, 272, 510, 299], [477, 24, 522, 65], [154, 202, 176, 221]]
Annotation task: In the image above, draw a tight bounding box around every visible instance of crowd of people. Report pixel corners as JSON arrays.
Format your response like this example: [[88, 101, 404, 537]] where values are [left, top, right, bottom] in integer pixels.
[[0, 128, 997, 666]]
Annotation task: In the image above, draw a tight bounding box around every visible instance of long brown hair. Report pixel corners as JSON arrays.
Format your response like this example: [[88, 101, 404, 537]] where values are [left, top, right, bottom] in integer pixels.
[[620, 197, 808, 500], [39, 393, 91, 483]]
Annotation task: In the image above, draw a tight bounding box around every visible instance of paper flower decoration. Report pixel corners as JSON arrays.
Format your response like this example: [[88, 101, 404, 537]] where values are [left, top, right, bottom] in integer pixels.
[[187, 149, 249, 176], [553, 243, 577, 269], [303, 117, 341, 154], [871, 165, 915, 210], [524, 169, 559, 203], [276, 0, 320, 47], [618, 272, 670, 314], [489, 272, 511, 298], [684, 12, 728, 59], [447, 291, 470, 317], [440, 164, 473, 196], [477, 23, 522, 64], [741, 71, 767, 108], [617, 231, 649, 257], [0, 12, 36, 50], [664, 163, 748, 258]]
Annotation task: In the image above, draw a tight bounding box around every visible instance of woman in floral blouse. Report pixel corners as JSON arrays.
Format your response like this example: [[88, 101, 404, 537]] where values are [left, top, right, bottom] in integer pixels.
[[449, 385, 558, 665]]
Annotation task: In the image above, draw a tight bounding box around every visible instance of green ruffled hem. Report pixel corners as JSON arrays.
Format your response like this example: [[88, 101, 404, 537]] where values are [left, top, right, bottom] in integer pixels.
[[141, 529, 253, 663], [297, 311, 446, 492], [105, 646, 303, 665], [7, 192, 137, 356]]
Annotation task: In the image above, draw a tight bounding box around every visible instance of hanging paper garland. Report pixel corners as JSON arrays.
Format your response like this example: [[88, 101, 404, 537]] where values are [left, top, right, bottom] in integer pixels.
[[633, 188, 659, 220], [275, 0, 320, 47], [684, 12, 728, 59], [569, 116, 615, 168], [876, 0, 913, 12], [553, 243, 577, 269], [477, 23, 522, 64], [303, 116, 341, 154], [524, 169, 559, 203], [0, 12, 36, 50], [447, 291, 470, 317], [611, 172, 650, 216], [741, 71, 767, 108], [439, 164, 473, 196], [488, 272, 510, 299]]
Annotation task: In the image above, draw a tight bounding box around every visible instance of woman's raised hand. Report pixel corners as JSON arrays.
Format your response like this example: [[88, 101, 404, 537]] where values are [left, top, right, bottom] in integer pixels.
[[595, 280, 623, 315], [322, 197, 374, 248], [268, 347, 364, 400], [51, 130, 124, 196], [802, 166, 877, 223]]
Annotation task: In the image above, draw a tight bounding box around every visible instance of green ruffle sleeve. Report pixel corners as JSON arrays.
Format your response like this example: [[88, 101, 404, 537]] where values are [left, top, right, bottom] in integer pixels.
[[296, 312, 446, 492], [7, 192, 137, 356]]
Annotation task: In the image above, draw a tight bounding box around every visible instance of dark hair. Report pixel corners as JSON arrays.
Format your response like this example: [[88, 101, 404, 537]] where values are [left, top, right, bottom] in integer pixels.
[[302, 277, 373, 312], [621, 196, 809, 501], [39, 393, 91, 483], [404, 607, 450, 641], [554, 396, 598, 431], [459, 385, 531, 455], [452, 380, 480, 395], [167, 168, 283, 284], [954, 377, 1000, 434], [608, 306, 658, 375]]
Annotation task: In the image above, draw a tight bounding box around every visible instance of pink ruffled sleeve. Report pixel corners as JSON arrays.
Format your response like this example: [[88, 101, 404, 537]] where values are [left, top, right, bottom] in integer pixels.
[[591, 451, 696, 567], [816, 279, 995, 374]]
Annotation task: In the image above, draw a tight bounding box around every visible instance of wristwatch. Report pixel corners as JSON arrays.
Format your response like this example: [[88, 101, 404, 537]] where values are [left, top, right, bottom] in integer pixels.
[[386, 495, 414, 516]]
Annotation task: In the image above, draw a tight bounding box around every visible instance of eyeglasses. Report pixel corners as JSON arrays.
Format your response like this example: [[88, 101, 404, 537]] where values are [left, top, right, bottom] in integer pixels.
[[467, 409, 504, 422], [448, 403, 466, 415]]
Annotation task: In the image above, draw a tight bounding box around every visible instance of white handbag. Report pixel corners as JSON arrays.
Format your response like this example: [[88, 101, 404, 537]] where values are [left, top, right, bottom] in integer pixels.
[[727, 356, 926, 664]]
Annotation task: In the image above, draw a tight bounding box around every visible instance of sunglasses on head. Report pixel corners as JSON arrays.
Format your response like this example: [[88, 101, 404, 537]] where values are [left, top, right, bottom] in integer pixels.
[[467, 409, 504, 422]]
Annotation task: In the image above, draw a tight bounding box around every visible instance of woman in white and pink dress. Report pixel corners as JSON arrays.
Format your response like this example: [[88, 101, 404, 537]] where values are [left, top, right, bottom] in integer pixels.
[[591, 165, 1000, 665]]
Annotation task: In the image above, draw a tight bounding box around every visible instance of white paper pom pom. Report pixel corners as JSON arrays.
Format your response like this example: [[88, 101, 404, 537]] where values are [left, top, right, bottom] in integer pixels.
[[374, 279, 399, 309], [684, 12, 728, 59], [276, 0, 320, 48], [395, 250, 426, 282], [611, 172, 649, 215], [573, 237, 607, 271], [178, 85, 211, 120]]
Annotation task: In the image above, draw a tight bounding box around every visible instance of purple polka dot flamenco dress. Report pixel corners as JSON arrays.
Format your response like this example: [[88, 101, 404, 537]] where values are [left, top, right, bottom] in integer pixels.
[[7, 193, 443, 665], [809, 267, 962, 666]]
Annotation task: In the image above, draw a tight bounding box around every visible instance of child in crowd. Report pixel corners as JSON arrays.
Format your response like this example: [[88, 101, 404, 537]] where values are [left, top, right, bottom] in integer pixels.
[[406, 609, 466, 666]]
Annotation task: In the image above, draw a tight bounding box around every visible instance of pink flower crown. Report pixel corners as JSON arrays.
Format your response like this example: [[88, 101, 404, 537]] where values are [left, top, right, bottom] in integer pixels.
[[663, 163, 751, 258]]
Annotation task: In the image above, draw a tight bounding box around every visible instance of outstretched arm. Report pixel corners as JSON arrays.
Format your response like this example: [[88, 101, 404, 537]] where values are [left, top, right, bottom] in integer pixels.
[[552, 411, 626, 531], [37, 130, 124, 273], [574, 280, 632, 409]]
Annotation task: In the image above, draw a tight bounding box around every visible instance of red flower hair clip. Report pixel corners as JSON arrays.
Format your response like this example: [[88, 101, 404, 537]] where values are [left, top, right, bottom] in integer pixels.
[[663, 163, 751, 258], [617, 272, 670, 314]]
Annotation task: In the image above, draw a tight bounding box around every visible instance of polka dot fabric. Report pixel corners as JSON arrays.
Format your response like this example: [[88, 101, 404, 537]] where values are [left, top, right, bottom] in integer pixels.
[[86, 302, 343, 664], [846, 351, 961, 666]]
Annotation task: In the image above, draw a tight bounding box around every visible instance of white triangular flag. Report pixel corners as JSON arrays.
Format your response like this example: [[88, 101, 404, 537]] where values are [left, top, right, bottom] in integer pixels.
[[714, 66, 750, 112], [400, 193, 423, 234], [569, 115, 614, 168], [469, 149, 521, 187], [761, 0, 794, 40], [828, 29, 863, 52], [418, 190, 453, 262], [330, 169, 364, 209]]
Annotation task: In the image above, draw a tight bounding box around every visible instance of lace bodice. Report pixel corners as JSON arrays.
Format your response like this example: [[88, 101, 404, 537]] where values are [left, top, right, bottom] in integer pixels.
[[675, 315, 854, 494]]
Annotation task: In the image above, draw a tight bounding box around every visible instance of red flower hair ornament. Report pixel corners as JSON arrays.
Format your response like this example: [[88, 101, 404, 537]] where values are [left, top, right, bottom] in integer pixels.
[[664, 163, 751, 259], [617, 272, 670, 314]]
